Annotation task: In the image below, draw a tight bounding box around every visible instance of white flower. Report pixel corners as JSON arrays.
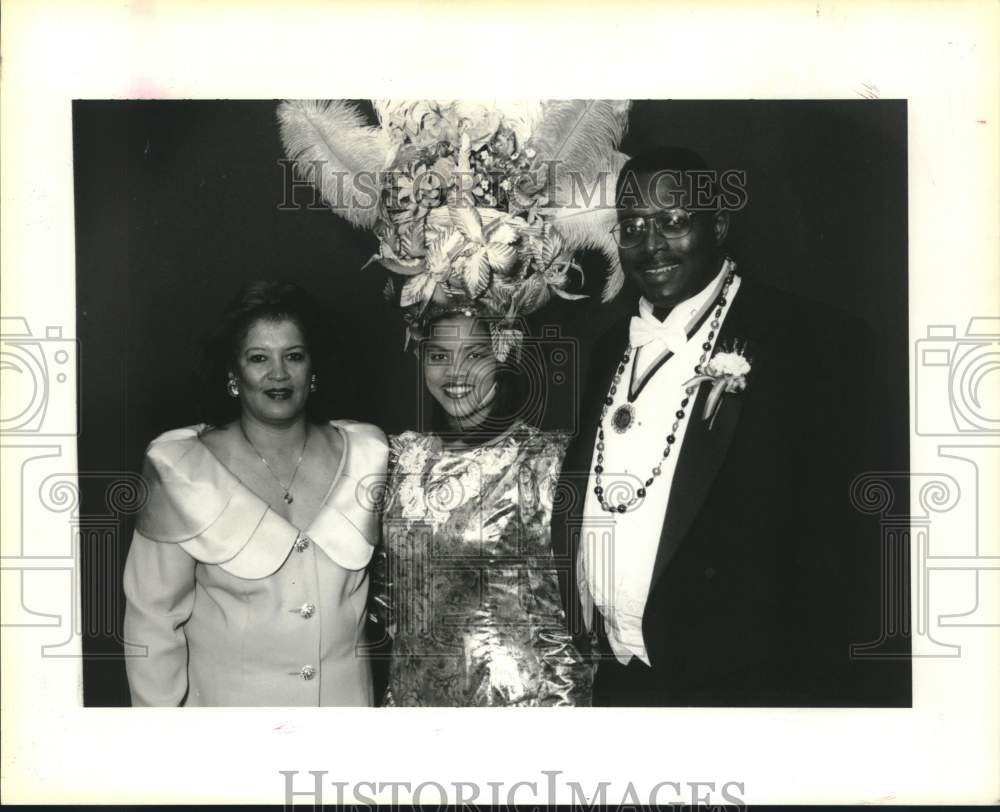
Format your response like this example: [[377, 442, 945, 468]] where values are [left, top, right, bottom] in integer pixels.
[[707, 351, 751, 378], [683, 342, 752, 428]]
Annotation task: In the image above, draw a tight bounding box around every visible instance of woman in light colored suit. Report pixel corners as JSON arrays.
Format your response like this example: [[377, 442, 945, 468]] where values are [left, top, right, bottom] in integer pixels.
[[123, 281, 388, 706]]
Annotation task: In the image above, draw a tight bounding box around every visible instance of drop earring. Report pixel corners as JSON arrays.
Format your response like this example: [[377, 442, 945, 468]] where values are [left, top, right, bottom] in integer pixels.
[[227, 376, 240, 398], [310, 374, 318, 393]]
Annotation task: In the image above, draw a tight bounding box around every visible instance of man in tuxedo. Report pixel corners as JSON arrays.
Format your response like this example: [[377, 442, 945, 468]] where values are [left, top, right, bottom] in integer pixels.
[[553, 145, 907, 706]]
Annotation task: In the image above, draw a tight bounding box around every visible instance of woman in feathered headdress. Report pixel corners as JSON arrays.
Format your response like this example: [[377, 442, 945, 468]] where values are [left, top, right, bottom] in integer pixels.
[[279, 98, 629, 706]]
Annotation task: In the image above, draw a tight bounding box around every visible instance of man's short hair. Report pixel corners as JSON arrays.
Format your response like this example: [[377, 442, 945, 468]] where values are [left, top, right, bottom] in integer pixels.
[[616, 145, 720, 211]]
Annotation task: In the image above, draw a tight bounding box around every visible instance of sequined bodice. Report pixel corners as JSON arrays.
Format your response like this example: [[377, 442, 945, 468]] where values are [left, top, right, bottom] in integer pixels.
[[376, 423, 591, 706]]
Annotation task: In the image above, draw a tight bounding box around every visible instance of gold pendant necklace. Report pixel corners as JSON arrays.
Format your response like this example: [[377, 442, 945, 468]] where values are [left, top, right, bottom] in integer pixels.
[[240, 425, 308, 505]]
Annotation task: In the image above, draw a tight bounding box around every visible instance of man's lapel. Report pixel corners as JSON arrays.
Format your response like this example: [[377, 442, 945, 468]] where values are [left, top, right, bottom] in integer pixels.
[[648, 278, 755, 587]]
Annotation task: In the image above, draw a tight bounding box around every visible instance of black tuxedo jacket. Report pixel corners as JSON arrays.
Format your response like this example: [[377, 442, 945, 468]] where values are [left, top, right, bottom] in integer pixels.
[[552, 275, 909, 706]]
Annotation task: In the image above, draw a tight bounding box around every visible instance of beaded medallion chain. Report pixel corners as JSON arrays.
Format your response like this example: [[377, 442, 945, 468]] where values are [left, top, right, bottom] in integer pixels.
[[593, 270, 736, 513]]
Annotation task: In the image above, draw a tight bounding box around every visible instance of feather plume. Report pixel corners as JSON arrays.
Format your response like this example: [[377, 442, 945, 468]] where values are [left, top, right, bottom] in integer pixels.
[[549, 207, 625, 301], [489, 100, 544, 146], [528, 102, 630, 300], [528, 100, 630, 190], [277, 100, 392, 228], [548, 149, 630, 301]]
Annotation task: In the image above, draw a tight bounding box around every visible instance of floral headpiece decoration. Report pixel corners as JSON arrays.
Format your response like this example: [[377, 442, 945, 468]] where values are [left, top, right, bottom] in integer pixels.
[[278, 99, 631, 361]]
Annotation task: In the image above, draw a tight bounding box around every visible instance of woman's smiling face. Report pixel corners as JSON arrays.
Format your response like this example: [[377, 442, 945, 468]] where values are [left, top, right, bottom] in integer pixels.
[[421, 314, 498, 430], [232, 317, 312, 426]]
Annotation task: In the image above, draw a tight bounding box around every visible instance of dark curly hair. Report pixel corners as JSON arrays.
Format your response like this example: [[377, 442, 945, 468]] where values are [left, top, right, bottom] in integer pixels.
[[197, 280, 336, 427]]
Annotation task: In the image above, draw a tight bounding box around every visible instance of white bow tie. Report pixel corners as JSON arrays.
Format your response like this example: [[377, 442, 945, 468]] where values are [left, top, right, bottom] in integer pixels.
[[629, 316, 688, 354]]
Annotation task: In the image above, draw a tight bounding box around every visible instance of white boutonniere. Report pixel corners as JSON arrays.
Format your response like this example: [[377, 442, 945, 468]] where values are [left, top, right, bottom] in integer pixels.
[[684, 342, 752, 428]]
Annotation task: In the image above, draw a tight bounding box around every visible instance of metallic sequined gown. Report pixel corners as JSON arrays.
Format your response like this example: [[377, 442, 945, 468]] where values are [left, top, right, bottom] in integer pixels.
[[374, 422, 592, 706]]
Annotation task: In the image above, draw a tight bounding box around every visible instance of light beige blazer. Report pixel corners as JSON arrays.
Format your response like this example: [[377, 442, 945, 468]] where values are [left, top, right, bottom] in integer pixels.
[[123, 420, 388, 707]]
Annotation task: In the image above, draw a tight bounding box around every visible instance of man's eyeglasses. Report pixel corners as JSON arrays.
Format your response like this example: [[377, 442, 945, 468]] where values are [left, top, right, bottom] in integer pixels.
[[610, 209, 693, 249]]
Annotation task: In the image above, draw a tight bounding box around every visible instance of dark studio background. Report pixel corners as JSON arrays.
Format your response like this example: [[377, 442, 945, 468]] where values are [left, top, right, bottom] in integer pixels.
[[73, 99, 910, 706]]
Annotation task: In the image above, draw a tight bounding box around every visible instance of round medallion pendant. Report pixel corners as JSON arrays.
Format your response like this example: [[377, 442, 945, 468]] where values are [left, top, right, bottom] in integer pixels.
[[611, 403, 636, 434]]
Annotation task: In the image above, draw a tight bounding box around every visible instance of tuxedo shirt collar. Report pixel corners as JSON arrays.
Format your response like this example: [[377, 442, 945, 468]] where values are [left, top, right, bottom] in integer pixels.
[[637, 259, 732, 329], [632, 260, 733, 378]]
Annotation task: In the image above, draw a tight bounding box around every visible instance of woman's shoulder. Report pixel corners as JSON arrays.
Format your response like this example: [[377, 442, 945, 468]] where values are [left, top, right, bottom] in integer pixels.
[[147, 424, 205, 445], [325, 420, 390, 481], [142, 424, 211, 465], [135, 425, 246, 546], [388, 428, 438, 450], [507, 425, 570, 488], [387, 430, 439, 469], [512, 423, 570, 457], [139, 424, 243, 502], [150, 423, 209, 445], [329, 418, 388, 448]]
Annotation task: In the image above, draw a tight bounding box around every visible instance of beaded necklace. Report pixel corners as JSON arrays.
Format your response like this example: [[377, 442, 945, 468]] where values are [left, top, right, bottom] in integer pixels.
[[593, 270, 736, 513]]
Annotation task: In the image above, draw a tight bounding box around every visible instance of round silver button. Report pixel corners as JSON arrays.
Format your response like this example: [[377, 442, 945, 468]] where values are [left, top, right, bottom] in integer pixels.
[[299, 602, 316, 619], [300, 665, 316, 681]]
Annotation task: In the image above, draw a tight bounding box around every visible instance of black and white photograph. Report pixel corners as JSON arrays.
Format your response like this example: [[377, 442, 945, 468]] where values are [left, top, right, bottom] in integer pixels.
[[2, 1, 997, 806], [73, 98, 912, 710]]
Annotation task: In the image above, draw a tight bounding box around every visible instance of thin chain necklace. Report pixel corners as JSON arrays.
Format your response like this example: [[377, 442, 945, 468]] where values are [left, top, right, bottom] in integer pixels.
[[593, 269, 736, 514], [240, 423, 308, 505]]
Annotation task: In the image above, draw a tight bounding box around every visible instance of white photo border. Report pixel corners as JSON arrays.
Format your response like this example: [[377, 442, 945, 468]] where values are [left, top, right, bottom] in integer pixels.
[[1, 0, 998, 805]]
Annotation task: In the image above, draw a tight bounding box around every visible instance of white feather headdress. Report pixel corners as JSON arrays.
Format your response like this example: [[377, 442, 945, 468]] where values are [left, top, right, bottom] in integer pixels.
[[277, 98, 631, 356]]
